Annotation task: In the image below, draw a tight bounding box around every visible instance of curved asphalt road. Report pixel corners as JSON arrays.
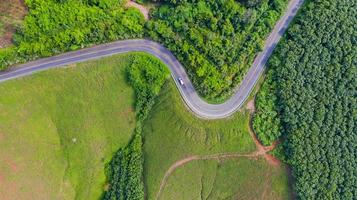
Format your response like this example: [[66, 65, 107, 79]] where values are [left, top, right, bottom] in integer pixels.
[[0, 0, 303, 119]]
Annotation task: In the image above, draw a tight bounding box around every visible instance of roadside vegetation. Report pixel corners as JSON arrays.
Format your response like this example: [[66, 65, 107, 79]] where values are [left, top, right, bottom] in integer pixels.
[[159, 158, 289, 200], [0, 0, 145, 69], [146, 0, 289, 100], [253, 0, 356, 198], [252, 71, 282, 146], [0, 0, 291, 102]]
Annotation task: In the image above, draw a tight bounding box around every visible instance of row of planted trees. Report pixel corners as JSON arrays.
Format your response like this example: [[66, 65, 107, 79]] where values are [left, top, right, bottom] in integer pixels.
[[253, 0, 356, 199]]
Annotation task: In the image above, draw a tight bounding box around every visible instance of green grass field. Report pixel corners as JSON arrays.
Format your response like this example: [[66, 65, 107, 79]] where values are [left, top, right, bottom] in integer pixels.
[[160, 158, 289, 200], [143, 81, 281, 200], [0, 54, 137, 200], [160, 158, 290, 200], [0, 52, 290, 200]]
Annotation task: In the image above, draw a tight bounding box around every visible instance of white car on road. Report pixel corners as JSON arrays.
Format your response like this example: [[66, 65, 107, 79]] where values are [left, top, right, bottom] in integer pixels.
[[178, 77, 184, 85]]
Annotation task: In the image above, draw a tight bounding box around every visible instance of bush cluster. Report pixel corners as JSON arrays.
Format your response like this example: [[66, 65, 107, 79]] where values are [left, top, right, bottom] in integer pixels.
[[252, 69, 282, 146], [127, 54, 170, 121]]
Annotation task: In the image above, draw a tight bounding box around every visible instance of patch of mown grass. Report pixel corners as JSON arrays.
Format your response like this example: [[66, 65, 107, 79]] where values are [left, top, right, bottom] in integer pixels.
[[143, 81, 257, 200], [160, 158, 290, 200], [0, 53, 138, 200]]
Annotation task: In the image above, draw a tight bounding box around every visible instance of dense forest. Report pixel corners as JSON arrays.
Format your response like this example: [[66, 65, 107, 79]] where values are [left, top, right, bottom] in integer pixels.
[[0, 0, 145, 69], [253, 0, 356, 199], [103, 54, 169, 200], [1, 0, 289, 101], [146, 0, 288, 99]]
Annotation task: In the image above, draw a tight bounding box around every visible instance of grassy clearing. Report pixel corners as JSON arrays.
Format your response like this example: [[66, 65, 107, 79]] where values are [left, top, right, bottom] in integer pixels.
[[0, 54, 137, 200], [160, 158, 290, 200], [0, 50, 290, 199], [143, 81, 258, 200]]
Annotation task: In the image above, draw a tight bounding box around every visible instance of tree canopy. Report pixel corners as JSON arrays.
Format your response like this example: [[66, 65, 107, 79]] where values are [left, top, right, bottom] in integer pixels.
[[253, 0, 357, 198], [0, 0, 145, 69], [146, 0, 288, 99]]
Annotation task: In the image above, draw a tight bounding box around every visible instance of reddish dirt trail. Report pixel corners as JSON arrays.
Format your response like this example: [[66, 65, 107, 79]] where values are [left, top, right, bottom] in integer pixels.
[[155, 153, 256, 200], [156, 99, 281, 199], [125, 0, 150, 20]]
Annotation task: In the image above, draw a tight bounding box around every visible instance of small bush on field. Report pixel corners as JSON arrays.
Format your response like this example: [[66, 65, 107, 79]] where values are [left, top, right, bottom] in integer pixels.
[[127, 54, 170, 121]]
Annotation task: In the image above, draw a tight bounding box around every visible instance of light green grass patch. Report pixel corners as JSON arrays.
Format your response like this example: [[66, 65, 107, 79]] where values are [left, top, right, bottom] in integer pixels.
[[160, 158, 290, 200], [143, 81, 257, 200], [0, 53, 138, 200]]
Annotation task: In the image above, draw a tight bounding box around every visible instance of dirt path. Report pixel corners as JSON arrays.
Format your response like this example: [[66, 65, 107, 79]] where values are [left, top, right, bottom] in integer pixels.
[[155, 150, 276, 199], [156, 98, 281, 200], [125, 0, 150, 20], [156, 147, 278, 199]]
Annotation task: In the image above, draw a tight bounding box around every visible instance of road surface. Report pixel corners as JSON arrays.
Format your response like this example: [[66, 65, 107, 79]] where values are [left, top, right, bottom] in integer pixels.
[[0, 0, 303, 119]]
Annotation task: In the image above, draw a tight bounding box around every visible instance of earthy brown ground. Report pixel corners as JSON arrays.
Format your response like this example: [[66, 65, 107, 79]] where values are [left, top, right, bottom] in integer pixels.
[[125, 0, 150, 20], [246, 99, 256, 112], [0, 0, 27, 48]]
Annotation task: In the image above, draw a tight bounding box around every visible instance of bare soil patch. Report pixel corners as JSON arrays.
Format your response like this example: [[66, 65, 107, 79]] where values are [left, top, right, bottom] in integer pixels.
[[5, 159, 19, 172], [125, 0, 150, 20], [0, 0, 27, 48], [246, 99, 256, 112]]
